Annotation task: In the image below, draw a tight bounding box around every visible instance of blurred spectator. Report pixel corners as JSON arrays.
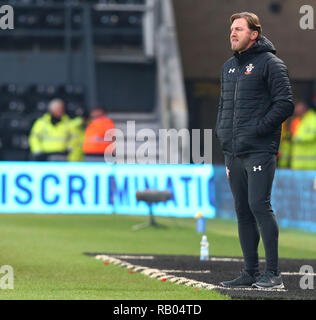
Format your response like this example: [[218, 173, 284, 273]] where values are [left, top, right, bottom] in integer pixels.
[[67, 115, 86, 162], [29, 99, 73, 161], [278, 101, 316, 170], [82, 108, 115, 162], [278, 119, 293, 169]]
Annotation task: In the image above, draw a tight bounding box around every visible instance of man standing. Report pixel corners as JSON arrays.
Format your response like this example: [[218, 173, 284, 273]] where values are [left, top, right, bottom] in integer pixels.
[[215, 12, 294, 289], [279, 101, 316, 170], [29, 99, 73, 161], [82, 108, 115, 162]]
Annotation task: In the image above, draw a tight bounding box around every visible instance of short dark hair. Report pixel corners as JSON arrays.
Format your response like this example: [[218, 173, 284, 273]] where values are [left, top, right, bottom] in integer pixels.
[[230, 12, 262, 39]]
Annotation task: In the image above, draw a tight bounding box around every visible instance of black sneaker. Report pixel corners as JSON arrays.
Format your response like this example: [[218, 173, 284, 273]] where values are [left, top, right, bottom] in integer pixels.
[[252, 271, 285, 289], [220, 270, 259, 288]]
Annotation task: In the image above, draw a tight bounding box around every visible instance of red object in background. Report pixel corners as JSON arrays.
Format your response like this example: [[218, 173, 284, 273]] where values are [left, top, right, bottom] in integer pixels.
[[83, 116, 115, 155], [290, 117, 301, 136]]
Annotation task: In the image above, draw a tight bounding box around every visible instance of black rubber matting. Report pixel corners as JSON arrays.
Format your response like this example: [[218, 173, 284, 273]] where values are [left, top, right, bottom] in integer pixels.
[[85, 253, 316, 300]]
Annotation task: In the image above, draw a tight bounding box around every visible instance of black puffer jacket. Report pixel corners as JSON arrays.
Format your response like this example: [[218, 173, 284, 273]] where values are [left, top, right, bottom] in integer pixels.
[[215, 36, 294, 156]]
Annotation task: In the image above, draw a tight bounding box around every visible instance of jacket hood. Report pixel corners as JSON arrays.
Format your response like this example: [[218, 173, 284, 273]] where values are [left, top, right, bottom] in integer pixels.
[[250, 36, 276, 54], [234, 36, 276, 61]]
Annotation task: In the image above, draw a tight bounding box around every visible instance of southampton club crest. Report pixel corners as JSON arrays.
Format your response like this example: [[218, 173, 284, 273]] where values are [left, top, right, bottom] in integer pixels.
[[245, 63, 255, 75], [225, 166, 230, 179]]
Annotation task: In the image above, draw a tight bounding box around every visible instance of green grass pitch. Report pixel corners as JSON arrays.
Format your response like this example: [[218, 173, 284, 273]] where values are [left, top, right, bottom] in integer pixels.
[[0, 214, 315, 300]]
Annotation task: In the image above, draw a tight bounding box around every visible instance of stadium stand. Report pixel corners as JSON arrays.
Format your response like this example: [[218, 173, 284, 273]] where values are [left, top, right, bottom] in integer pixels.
[[0, 0, 188, 162], [0, 83, 86, 160]]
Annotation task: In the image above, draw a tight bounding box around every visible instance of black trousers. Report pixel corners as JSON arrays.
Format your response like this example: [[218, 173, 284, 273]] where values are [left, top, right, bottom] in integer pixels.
[[224, 152, 279, 274]]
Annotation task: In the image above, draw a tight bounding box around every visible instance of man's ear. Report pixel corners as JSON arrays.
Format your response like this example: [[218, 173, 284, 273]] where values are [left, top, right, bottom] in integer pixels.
[[250, 30, 259, 40]]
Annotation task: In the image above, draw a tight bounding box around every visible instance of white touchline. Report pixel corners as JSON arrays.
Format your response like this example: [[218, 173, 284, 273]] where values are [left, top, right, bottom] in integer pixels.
[[210, 257, 266, 263], [161, 270, 211, 274], [99, 255, 265, 263], [111, 255, 155, 260]]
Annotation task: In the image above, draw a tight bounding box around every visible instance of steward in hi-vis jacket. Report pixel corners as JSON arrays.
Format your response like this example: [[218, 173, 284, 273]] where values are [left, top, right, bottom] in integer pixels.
[[29, 99, 73, 161]]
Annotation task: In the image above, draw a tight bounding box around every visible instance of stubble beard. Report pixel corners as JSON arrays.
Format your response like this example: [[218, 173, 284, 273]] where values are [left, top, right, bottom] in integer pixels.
[[231, 37, 251, 53]]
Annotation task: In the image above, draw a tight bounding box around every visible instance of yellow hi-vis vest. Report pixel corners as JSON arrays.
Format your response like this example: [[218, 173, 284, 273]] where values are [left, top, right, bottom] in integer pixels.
[[67, 117, 85, 162], [291, 110, 316, 170], [278, 122, 292, 169], [29, 113, 72, 154]]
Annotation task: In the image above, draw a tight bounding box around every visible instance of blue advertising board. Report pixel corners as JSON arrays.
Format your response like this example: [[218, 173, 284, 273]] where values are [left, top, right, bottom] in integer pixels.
[[0, 162, 216, 218], [214, 165, 316, 233]]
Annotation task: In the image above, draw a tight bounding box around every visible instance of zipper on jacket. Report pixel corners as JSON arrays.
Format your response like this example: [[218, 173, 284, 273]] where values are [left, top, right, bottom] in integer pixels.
[[232, 66, 240, 157]]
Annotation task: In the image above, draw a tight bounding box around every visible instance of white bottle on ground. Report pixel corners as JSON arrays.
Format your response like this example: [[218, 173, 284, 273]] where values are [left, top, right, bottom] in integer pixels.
[[200, 235, 209, 261]]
